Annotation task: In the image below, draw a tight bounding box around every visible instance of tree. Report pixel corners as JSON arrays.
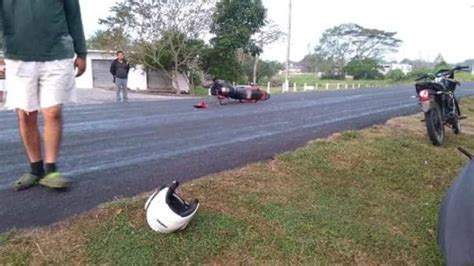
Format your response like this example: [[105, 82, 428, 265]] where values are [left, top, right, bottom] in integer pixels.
[[135, 32, 206, 77], [344, 58, 383, 80], [315, 23, 402, 67], [249, 21, 285, 84], [301, 53, 335, 74], [87, 28, 131, 51], [210, 0, 266, 50], [386, 69, 406, 81], [434, 53, 446, 66], [258, 60, 284, 83], [241, 54, 283, 83], [400, 58, 413, 65], [206, 0, 267, 81], [0, 20, 3, 50], [200, 47, 243, 83], [100, 0, 215, 94], [434, 60, 449, 70]]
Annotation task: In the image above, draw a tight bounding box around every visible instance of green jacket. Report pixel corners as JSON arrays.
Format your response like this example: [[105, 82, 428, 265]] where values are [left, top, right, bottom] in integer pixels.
[[0, 0, 87, 61]]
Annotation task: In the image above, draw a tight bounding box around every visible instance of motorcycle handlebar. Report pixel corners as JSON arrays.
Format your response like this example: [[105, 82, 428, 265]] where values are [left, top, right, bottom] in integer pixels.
[[415, 73, 435, 81]]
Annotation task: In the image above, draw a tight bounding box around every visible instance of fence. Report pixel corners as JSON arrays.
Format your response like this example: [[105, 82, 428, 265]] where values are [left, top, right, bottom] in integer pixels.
[[279, 82, 381, 93], [207, 82, 384, 96]]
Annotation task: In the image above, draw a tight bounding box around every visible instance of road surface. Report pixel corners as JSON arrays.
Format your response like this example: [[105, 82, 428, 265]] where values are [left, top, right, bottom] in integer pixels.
[[1, 84, 473, 232]]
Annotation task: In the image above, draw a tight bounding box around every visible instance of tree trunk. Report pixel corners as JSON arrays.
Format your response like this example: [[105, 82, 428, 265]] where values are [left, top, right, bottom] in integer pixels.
[[173, 60, 181, 95], [189, 72, 194, 95], [253, 55, 260, 85]]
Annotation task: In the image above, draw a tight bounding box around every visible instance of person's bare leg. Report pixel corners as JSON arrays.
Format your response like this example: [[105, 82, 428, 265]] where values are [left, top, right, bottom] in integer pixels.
[[42, 105, 63, 164], [38, 104, 69, 189], [17, 110, 42, 163]]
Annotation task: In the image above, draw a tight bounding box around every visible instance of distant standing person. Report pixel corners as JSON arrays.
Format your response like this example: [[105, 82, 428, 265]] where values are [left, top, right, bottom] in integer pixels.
[[110, 51, 130, 102]]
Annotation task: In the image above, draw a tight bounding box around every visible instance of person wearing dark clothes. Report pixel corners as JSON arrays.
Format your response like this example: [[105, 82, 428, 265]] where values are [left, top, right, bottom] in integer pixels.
[[110, 51, 130, 102]]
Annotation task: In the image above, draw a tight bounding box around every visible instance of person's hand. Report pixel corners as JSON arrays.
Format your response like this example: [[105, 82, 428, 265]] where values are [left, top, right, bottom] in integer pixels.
[[74, 57, 87, 77]]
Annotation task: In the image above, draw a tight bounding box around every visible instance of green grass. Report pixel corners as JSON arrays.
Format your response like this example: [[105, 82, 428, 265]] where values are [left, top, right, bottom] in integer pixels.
[[268, 73, 401, 87], [1, 98, 474, 264], [456, 72, 474, 81], [193, 86, 209, 96], [86, 208, 248, 265]]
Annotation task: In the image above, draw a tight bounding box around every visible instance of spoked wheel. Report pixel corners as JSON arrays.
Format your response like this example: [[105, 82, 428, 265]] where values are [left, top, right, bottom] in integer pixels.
[[425, 102, 445, 146], [453, 104, 461, 135], [453, 118, 461, 135]]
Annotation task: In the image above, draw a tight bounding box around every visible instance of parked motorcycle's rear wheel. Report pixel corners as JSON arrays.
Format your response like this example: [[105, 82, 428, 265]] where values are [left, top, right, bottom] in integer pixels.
[[425, 102, 445, 146]]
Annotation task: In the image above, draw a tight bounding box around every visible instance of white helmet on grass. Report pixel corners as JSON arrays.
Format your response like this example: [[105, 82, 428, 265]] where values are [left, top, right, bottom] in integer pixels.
[[144, 181, 199, 233]]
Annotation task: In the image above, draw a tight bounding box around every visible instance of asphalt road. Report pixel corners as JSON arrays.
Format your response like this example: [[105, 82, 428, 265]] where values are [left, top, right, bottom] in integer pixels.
[[1, 84, 474, 232]]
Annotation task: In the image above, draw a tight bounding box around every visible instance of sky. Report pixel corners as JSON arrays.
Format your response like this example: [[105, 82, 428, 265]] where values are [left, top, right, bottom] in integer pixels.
[[81, 0, 474, 64]]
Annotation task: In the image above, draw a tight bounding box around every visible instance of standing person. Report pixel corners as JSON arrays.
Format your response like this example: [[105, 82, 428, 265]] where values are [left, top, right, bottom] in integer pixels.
[[110, 51, 130, 102], [1, 0, 87, 190]]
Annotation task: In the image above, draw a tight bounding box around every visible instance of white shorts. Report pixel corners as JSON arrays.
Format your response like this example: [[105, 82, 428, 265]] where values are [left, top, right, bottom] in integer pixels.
[[4, 59, 76, 112]]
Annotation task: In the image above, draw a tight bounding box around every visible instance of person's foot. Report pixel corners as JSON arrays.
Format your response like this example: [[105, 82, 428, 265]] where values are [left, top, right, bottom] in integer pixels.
[[12, 173, 41, 191], [39, 172, 70, 189]]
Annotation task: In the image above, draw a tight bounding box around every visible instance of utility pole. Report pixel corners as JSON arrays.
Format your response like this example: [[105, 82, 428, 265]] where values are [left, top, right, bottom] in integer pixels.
[[285, 0, 292, 91]]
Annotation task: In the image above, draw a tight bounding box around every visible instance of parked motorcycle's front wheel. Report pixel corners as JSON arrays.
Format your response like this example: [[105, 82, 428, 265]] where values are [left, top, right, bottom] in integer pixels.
[[453, 118, 461, 135], [453, 101, 461, 135], [425, 102, 445, 146]]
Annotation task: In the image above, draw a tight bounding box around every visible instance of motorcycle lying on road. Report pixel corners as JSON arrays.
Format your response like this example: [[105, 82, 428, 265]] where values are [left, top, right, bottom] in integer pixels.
[[415, 66, 470, 146], [210, 80, 270, 105]]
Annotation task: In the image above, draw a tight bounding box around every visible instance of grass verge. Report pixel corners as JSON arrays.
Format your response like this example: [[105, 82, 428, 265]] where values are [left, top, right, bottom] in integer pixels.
[[1, 98, 474, 264]]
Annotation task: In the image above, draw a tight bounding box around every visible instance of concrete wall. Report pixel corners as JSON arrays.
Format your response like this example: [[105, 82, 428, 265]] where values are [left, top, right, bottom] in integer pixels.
[[128, 65, 148, 91], [147, 70, 190, 93]]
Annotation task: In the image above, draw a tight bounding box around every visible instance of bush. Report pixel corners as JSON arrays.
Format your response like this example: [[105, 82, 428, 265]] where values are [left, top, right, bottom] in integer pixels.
[[321, 72, 346, 80], [193, 86, 209, 96], [344, 58, 383, 80], [407, 67, 432, 81], [385, 69, 406, 81], [191, 72, 203, 87], [270, 78, 283, 87]]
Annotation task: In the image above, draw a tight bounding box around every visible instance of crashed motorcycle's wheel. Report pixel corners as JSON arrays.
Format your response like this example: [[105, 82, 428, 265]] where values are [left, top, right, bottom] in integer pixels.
[[425, 102, 444, 146], [218, 96, 229, 105]]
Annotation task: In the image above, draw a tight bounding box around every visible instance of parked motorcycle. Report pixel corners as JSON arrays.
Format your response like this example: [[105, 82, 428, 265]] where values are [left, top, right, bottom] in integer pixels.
[[415, 66, 469, 146]]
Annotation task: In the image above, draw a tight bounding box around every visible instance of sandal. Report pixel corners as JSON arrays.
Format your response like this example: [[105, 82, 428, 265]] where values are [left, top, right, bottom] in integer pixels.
[[12, 173, 40, 191], [39, 172, 70, 189]]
